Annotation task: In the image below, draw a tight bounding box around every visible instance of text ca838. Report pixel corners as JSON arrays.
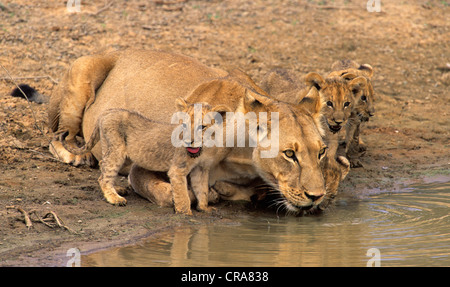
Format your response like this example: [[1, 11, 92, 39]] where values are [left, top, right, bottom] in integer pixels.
[[226, 272, 269, 282]]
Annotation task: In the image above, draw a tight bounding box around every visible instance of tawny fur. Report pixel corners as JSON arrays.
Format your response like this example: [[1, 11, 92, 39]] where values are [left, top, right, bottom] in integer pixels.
[[62, 100, 231, 214], [328, 60, 376, 167], [49, 49, 329, 212], [260, 68, 366, 208]]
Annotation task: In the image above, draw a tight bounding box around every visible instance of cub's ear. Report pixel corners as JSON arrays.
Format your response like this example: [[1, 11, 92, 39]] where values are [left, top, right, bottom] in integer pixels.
[[358, 64, 374, 78], [341, 73, 358, 81], [298, 86, 324, 118], [305, 72, 325, 91], [175, 97, 188, 111], [348, 76, 367, 96]]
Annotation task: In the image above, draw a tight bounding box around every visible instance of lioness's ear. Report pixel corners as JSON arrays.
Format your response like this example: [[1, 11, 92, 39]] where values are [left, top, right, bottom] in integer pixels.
[[241, 89, 272, 113], [212, 104, 233, 114], [358, 64, 374, 78], [175, 97, 188, 111], [298, 87, 325, 136], [298, 87, 323, 117], [305, 72, 325, 91], [348, 76, 367, 96]]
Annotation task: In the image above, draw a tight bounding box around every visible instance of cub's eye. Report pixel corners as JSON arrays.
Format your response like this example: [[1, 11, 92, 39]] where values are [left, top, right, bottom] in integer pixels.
[[361, 95, 367, 101], [284, 149, 296, 159], [326, 101, 333, 107], [344, 102, 351, 108], [318, 147, 327, 159], [182, 123, 188, 130]]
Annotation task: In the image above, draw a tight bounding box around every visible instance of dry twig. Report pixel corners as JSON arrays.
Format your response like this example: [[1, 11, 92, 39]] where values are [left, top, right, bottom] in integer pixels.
[[307, 4, 359, 10], [33, 211, 78, 234], [89, 0, 114, 16], [152, 0, 187, 11], [153, 0, 187, 5], [0, 75, 59, 85], [7, 206, 33, 229], [6, 206, 77, 234]]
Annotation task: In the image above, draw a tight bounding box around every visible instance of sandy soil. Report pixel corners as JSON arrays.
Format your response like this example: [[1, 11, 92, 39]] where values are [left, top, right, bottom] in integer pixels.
[[0, 0, 449, 266]]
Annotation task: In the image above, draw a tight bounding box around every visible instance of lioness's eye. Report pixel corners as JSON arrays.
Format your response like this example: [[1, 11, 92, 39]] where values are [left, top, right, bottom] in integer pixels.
[[318, 147, 327, 159], [344, 102, 351, 108], [284, 150, 297, 162], [284, 150, 294, 157], [361, 95, 367, 101], [182, 123, 188, 130], [326, 101, 333, 107]]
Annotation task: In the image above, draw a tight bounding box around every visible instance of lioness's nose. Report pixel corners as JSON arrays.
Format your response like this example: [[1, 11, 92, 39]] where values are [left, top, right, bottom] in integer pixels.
[[305, 191, 324, 202]]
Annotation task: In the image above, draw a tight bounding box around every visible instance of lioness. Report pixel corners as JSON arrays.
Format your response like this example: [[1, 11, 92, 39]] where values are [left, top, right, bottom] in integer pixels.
[[49, 49, 328, 213], [61, 99, 231, 214]]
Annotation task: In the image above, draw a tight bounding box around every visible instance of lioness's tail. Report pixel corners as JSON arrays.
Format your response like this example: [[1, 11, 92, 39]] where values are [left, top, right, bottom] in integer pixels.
[[60, 123, 101, 155], [11, 84, 49, 104]]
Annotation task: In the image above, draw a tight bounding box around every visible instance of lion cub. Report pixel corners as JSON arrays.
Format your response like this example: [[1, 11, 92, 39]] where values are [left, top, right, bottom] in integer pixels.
[[61, 98, 231, 215], [328, 60, 375, 167], [261, 69, 367, 157]]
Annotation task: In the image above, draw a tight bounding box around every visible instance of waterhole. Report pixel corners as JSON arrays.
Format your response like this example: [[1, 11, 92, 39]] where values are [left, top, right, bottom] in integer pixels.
[[82, 180, 450, 266]]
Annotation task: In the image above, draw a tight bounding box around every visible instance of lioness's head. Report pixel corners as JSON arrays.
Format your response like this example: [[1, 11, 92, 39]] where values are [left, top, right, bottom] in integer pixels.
[[241, 89, 327, 212], [305, 72, 367, 133], [183, 76, 328, 212], [329, 60, 376, 122]]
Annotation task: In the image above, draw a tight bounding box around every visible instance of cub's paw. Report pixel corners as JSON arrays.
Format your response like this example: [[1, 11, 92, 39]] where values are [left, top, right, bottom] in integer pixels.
[[105, 194, 127, 206], [175, 207, 193, 216], [349, 158, 363, 168]]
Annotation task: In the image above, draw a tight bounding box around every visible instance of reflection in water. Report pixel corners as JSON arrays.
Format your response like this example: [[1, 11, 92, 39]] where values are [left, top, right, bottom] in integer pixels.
[[82, 181, 450, 267]]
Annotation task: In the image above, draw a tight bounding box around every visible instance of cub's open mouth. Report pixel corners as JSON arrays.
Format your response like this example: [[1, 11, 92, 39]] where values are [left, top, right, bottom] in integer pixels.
[[186, 147, 202, 158], [327, 122, 342, 133]]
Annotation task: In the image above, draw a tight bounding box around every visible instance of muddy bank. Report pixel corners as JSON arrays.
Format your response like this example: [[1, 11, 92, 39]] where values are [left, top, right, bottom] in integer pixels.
[[0, 0, 449, 266]]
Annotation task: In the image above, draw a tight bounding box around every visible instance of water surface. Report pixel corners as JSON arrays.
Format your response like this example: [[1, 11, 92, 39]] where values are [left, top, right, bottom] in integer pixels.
[[82, 181, 450, 267]]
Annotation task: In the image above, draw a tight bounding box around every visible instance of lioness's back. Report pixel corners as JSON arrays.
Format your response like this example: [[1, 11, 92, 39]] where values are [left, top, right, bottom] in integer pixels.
[[82, 49, 228, 160]]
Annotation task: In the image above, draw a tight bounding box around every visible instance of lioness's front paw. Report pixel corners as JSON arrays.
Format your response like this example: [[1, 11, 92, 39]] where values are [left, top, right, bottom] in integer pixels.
[[198, 205, 216, 214], [207, 187, 220, 204], [70, 152, 97, 167]]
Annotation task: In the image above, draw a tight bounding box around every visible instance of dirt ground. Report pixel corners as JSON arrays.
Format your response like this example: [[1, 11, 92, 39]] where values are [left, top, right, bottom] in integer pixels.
[[0, 0, 449, 266]]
